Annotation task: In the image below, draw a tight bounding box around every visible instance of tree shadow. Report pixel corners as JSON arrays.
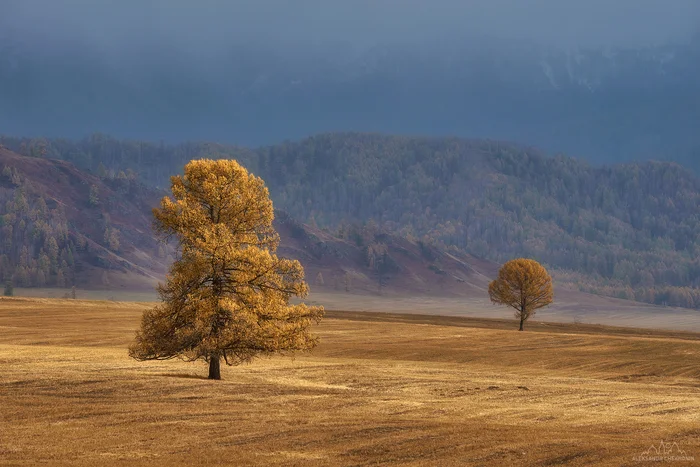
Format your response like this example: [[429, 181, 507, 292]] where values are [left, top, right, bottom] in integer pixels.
[[160, 373, 209, 380]]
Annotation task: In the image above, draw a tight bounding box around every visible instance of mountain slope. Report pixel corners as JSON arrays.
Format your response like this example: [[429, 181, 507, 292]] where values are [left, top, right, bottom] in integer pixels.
[[253, 134, 700, 308], [8, 133, 700, 308], [4, 134, 700, 309], [0, 146, 167, 290], [275, 211, 495, 297], [0, 146, 495, 297]]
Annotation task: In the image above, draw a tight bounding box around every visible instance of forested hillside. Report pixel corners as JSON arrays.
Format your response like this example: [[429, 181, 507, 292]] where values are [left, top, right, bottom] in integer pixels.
[[3, 133, 700, 308], [0, 144, 496, 296], [0, 146, 168, 291]]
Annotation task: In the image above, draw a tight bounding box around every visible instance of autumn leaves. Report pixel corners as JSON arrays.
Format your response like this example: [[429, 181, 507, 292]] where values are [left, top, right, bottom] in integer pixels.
[[129, 159, 323, 379], [489, 259, 554, 331], [130, 158, 553, 379]]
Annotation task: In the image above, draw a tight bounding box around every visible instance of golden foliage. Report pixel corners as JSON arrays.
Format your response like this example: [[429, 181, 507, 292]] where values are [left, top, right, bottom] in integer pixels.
[[488, 258, 553, 330], [129, 159, 323, 376]]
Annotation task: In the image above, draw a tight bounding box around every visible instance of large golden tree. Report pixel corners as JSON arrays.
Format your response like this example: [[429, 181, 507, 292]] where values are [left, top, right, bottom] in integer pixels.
[[129, 159, 323, 379], [488, 258, 553, 331]]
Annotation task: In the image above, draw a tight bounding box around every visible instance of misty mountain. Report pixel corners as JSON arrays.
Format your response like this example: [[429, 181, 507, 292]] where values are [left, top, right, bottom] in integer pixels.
[[0, 145, 167, 290], [0, 144, 501, 297], [2, 37, 700, 169], [4, 132, 700, 309]]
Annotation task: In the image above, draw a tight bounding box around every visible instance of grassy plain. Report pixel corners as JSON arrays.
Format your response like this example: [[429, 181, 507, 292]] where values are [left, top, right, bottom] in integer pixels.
[[1, 297, 699, 466], [14, 287, 700, 332]]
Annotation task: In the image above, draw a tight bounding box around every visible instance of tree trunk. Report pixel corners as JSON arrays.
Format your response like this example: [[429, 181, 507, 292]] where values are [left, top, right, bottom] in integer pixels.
[[208, 356, 221, 380], [519, 316, 525, 331]]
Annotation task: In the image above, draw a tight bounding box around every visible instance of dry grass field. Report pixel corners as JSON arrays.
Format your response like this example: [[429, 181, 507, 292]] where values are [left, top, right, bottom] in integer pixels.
[[16, 288, 700, 332], [1, 297, 699, 466]]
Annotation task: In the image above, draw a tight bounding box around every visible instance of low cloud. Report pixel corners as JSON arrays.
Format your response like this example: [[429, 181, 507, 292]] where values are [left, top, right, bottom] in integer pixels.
[[2, 0, 698, 57]]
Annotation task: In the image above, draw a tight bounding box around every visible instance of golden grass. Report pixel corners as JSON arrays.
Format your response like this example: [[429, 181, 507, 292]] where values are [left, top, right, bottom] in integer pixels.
[[1, 297, 699, 466]]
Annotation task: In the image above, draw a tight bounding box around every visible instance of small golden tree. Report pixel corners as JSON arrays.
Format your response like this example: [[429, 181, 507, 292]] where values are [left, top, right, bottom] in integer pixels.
[[129, 159, 323, 379], [488, 258, 553, 331]]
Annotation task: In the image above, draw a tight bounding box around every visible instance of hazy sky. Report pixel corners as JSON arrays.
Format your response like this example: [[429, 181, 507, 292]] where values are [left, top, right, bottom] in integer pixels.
[[2, 0, 699, 57]]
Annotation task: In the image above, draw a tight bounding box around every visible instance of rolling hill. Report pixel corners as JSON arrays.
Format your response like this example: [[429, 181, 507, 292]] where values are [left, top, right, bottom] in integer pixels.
[[0, 145, 494, 297], [3, 133, 700, 309], [0, 146, 167, 290], [5, 143, 700, 330], [274, 210, 497, 297]]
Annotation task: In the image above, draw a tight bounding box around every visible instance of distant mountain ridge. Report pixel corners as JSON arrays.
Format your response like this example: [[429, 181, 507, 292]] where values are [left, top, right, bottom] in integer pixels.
[[2, 133, 700, 309], [0, 145, 494, 297]]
